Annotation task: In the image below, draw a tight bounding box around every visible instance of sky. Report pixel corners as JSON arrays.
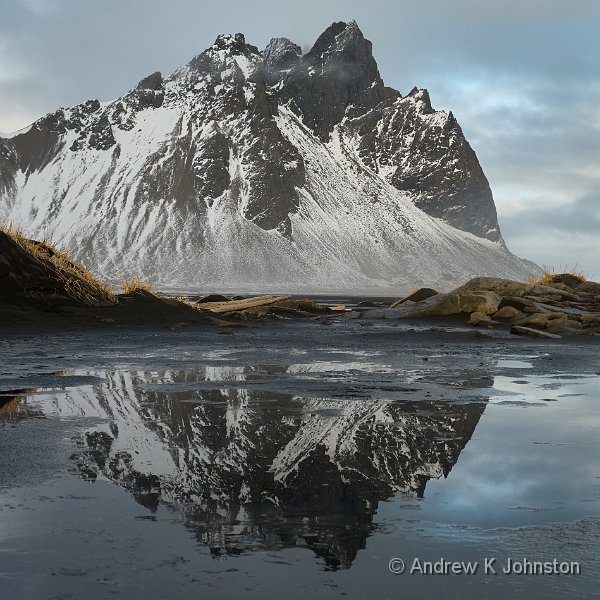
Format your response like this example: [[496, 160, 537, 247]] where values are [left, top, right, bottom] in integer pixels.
[[1, 0, 598, 275]]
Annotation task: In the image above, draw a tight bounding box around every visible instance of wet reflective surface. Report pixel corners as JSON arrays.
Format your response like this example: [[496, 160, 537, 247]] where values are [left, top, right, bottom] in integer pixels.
[[1, 322, 599, 599]]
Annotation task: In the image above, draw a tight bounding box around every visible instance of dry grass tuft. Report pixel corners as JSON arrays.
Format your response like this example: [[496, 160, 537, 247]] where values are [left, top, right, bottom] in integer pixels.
[[121, 275, 157, 295], [0, 222, 117, 305], [527, 264, 588, 286]]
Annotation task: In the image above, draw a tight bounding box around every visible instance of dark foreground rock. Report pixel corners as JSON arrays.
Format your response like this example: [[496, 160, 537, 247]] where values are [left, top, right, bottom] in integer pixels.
[[0, 229, 115, 308], [0, 230, 213, 330], [0, 229, 330, 331]]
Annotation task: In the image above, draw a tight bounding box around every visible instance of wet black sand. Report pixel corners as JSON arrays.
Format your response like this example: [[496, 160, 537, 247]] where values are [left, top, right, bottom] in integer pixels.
[[1, 317, 599, 599]]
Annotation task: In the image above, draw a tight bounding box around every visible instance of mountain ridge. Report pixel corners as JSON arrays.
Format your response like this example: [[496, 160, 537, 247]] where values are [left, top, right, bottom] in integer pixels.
[[0, 21, 536, 292]]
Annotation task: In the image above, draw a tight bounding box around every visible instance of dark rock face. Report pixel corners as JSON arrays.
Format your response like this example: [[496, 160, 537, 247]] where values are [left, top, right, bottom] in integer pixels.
[[347, 90, 500, 240], [87, 114, 116, 151], [111, 72, 165, 130], [0, 138, 17, 196], [1, 19, 509, 278], [195, 129, 231, 203], [279, 21, 386, 141], [547, 273, 587, 289], [187, 35, 305, 230], [263, 37, 302, 72], [263, 21, 498, 240]]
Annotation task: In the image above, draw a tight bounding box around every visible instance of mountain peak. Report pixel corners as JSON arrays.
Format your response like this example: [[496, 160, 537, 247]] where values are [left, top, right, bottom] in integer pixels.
[[307, 20, 367, 59], [0, 21, 531, 290], [408, 87, 434, 113], [136, 71, 162, 91], [213, 32, 245, 49], [279, 20, 384, 139], [210, 33, 259, 56], [263, 37, 302, 71]]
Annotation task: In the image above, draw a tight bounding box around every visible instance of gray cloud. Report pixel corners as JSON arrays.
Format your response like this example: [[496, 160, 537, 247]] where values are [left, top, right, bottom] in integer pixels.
[[503, 193, 600, 236], [0, 0, 598, 272], [501, 193, 600, 277]]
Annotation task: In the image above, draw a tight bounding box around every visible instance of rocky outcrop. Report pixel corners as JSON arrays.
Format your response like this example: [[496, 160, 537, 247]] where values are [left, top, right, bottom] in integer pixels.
[[383, 276, 600, 338], [468, 312, 499, 327], [278, 21, 386, 140], [345, 89, 501, 241], [410, 289, 501, 317], [493, 306, 524, 320], [0, 138, 17, 197], [263, 37, 302, 73]]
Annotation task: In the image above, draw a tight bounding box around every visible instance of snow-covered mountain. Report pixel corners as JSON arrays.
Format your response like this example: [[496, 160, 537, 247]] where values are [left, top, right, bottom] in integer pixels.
[[37, 368, 485, 567], [0, 21, 535, 292]]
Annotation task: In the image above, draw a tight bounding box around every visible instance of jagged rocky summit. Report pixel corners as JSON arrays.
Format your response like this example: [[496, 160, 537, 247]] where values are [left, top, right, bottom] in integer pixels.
[[0, 21, 535, 292]]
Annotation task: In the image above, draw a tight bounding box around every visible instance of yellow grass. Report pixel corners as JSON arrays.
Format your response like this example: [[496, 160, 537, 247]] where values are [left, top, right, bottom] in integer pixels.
[[121, 275, 157, 295], [0, 222, 117, 305], [526, 264, 588, 286]]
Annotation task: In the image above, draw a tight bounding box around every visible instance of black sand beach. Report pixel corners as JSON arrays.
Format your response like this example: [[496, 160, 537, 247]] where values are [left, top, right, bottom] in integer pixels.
[[1, 317, 599, 599]]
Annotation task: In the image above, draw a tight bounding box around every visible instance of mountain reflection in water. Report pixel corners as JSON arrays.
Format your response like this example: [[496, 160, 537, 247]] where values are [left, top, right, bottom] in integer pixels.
[[29, 368, 487, 569]]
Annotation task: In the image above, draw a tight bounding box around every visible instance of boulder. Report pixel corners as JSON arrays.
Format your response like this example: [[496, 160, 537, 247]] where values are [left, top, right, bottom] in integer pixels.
[[546, 318, 583, 334], [523, 306, 545, 314], [459, 291, 502, 314], [271, 299, 323, 312], [413, 292, 462, 316], [468, 312, 499, 327], [416, 290, 501, 317], [510, 326, 562, 339], [459, 277, 532, 297], [493, 306, 525, 320], [546, 311, 567, 319], [547, 273, 587, 289], [196, 294, 232, 304], [530, 285, 580, 301], [579, 314, 600, 325], [390, 287, 439, 308], [515, 312, 549, 328], [576, 281, 600, 295], [499, 296, 535, 311], [271, 307, 318, 318]]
